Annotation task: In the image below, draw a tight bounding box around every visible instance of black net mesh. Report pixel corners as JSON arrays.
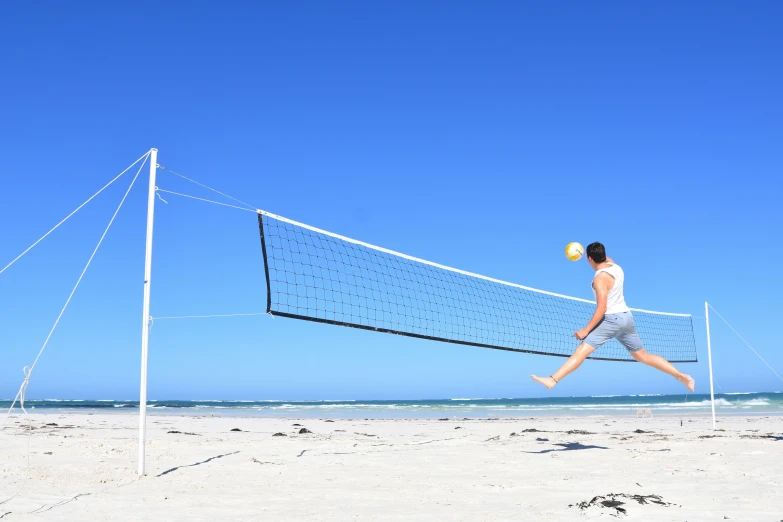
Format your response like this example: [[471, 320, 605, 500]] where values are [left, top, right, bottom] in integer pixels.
[[259, 213, 697, 362]]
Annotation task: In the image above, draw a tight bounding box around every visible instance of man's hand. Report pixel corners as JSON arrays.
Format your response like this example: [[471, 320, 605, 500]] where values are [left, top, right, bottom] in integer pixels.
[[574, 328, 590, 340]]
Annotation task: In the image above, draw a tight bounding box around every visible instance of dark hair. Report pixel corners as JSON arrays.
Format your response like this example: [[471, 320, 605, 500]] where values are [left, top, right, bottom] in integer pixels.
[[586, 242, 606, 263]]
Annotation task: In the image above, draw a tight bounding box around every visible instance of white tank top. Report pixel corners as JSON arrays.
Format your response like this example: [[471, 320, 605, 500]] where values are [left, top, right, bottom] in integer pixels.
[[593, 263, 631, 315]]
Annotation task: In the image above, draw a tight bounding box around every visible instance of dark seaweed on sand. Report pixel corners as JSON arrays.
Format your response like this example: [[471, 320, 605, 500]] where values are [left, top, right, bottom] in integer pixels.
[[570, 493, 675, 516]]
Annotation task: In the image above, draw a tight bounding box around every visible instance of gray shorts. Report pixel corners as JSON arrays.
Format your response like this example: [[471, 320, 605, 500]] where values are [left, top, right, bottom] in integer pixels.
[[583, 312, 644, 353]]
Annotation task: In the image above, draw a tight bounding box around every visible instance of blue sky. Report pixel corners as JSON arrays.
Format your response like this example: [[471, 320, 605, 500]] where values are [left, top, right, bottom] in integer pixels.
[[1, 2, 781, 400]]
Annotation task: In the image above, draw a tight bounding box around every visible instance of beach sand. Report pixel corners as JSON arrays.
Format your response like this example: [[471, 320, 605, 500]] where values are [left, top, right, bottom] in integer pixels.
[[1, 414, 781, 521]]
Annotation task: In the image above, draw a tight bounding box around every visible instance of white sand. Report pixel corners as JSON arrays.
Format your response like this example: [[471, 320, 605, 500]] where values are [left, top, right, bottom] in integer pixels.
[[1, 414, 781, 521]]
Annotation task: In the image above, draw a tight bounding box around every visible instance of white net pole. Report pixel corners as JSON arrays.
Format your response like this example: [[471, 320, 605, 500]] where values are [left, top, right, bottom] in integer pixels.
[[705, 301, 716, 430], [138, 148, 158, 476]]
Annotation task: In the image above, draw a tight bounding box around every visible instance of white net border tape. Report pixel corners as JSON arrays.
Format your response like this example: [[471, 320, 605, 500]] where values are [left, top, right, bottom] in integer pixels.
[[257, 209, 690, 318]]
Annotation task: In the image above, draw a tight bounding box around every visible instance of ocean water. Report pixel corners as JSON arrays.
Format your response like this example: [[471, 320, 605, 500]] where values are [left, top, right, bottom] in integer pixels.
[[2, 392, 782, 418]]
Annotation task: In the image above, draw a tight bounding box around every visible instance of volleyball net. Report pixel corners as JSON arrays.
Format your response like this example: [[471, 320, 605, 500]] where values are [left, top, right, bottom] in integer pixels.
[[258, 211, 698, 362]]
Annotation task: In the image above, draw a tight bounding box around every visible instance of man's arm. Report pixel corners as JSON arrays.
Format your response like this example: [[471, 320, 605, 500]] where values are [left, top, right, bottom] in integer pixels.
[[574, 273, 613, 340]]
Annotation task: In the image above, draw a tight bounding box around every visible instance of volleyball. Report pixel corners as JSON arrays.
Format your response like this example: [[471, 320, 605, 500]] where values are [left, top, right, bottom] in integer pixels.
[[565, 242, 584, 261]]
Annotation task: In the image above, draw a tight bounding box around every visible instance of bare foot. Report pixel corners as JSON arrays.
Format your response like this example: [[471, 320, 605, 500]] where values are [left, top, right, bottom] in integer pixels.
[[679, 374, 695, 392], [531, 374, 557, 390]]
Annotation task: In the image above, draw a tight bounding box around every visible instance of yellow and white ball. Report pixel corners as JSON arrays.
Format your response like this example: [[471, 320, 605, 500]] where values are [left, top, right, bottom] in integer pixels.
[[565, 242, 584, 261]]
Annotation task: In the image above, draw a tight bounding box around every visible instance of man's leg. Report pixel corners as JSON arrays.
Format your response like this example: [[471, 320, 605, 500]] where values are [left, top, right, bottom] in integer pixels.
[[531, 342, 596, 389], [631, 349, 695, 392]]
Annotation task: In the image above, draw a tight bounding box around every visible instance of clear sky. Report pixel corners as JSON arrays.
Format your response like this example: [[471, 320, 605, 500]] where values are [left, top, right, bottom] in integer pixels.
[[1, 2, 781, 401]]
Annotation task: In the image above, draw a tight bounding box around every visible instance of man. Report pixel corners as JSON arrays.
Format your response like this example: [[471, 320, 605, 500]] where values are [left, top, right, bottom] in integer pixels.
[[531, 242, 695, 391]]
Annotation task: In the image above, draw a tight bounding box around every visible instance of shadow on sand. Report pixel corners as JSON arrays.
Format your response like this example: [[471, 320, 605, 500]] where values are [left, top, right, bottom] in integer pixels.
[[523, 442, 608, 454], [157, 451, 240, 477]]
